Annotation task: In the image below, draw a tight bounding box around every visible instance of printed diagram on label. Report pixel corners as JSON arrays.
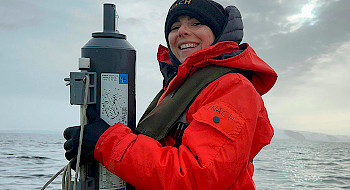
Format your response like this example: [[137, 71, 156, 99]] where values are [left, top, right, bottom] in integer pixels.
[[100, 73, 128, 126], [99, 164, 126, 189]]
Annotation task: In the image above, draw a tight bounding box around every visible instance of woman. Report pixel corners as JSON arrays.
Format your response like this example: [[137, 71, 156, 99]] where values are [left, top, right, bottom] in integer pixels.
[[64, 0, 278, 189]]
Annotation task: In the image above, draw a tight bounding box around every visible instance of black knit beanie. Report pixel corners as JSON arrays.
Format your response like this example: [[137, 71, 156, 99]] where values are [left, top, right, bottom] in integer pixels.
[[165, 0, 226, 46]]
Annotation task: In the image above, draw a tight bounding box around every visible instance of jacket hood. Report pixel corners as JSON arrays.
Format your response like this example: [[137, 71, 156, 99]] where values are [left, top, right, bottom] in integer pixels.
[[157, 41, 277, 96], [157, 5, 277, 97], [216, 6, 243, 44]]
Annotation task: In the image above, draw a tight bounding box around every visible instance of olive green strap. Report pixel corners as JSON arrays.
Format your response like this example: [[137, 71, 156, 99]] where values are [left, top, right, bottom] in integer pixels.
[[136, 65, 238, 141], [138, 89, 164, 122]]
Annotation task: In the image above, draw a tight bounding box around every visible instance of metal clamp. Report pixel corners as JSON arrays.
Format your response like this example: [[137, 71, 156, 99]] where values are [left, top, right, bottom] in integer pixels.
[[65, 72, 97, 105]]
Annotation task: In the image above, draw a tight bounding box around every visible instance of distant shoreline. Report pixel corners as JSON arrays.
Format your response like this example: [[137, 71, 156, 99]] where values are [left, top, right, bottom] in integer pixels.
[[1, 128, 350, 143], [0, 130, 61, 135], [274, 128, 350, 143]]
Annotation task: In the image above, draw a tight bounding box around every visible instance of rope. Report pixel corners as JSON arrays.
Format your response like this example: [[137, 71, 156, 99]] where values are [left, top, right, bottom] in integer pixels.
[[41, 74, 90, 190], [74, 74, 90, 190], [41, 165, 66, 190]]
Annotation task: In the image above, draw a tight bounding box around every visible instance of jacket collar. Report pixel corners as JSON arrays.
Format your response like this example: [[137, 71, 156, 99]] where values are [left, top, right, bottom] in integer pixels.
[[157, 41, 277, 98]]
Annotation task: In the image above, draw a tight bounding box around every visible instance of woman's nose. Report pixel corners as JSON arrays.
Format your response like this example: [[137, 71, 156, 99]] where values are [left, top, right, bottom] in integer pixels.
[[178, 25, 191, 37]]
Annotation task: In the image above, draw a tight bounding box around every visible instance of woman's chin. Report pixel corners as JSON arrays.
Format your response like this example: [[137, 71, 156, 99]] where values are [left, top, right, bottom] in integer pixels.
[[178, 48, 200, 63]]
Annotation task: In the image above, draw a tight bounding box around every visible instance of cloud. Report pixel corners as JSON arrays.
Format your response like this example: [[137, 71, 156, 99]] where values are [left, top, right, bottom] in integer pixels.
[[265, 41, 350, 135], [220, 0, 350, 75], [284, 0, 318, 33], [0, 0, 45, 31]]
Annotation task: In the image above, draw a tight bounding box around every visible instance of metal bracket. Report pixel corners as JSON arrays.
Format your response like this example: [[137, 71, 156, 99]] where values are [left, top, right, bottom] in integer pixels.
[[67, 72, 97, 105], [79, 58, 91, 70]]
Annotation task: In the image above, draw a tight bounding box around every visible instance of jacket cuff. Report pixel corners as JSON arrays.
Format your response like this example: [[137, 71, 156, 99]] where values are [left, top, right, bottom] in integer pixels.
[[94, 123, 135, 166]]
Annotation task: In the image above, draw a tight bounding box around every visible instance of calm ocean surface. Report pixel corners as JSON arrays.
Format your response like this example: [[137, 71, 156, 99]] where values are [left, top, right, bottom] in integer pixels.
[[0, 133, 349, 190]]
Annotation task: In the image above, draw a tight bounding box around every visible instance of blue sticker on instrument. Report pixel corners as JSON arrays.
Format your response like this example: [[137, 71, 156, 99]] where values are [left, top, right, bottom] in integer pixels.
[[119, 74, 128, 84]]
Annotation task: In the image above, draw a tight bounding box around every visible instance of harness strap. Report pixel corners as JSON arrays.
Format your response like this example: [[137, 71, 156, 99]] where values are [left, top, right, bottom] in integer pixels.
[[138, 89, 164, 123]]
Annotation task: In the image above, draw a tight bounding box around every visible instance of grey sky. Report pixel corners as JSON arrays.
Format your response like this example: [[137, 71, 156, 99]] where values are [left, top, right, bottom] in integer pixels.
[[0, 0, 349, 136]]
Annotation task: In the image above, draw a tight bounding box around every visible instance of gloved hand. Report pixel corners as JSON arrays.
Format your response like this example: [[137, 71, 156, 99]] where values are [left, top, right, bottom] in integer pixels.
[[63, 105, 110, 168]]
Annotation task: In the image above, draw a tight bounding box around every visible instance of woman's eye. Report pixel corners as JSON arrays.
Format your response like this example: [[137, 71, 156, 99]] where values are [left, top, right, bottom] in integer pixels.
[[192, 22, 202, 26], [170, 26, 180, 31]]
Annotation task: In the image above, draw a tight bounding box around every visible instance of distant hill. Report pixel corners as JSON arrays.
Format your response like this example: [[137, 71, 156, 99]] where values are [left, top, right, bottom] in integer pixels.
[[274, 128, 350, 143], [0, 130, 60, 135], [1, 128, 349, 143]]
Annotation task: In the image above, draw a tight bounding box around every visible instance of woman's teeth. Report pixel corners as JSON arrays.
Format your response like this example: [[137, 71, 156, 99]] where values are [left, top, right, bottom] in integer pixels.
[[180, 43, 198, 50]]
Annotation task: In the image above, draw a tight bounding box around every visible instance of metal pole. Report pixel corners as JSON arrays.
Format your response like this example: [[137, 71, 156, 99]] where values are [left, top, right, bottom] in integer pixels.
[[103, 4, 115, 32]]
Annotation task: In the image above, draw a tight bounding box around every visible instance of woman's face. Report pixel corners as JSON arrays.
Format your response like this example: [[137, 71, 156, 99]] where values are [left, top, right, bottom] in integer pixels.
[[168, 16, 215, 63]]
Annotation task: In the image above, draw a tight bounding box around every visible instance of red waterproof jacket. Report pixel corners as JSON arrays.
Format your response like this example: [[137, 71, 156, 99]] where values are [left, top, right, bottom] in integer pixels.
[[94, 41, 278, 189]]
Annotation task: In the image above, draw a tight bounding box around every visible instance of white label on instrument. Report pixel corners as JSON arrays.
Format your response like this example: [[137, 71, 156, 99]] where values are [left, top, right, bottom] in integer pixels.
[[99, 164, 126, 190], [100, 73, 128, 126], [100, 73, 128, 190]]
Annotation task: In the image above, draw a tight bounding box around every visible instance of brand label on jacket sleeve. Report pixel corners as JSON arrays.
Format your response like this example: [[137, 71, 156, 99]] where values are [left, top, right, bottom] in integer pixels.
[[192, 102, 245, 141]]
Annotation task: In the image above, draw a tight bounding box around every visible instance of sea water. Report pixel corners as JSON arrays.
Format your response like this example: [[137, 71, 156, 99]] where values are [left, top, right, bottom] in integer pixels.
[[0, 133, 349, 190], [0, 133, 66, 190], [254, 139, 350, 189]]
